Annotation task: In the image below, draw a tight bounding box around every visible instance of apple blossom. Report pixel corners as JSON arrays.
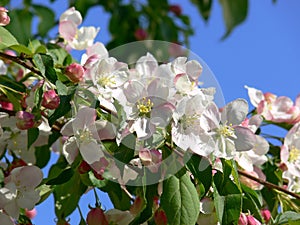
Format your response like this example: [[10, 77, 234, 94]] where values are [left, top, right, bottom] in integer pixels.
[[15, 111, 35, 130], [0, 7, 10, 26], [25, 208, 37, 219], [260, 209, 271, 223], [0, 59, 7, 74], [200, 99, 256, 159], [0, 212, 14, 225], [59, 7, 99, 50], [0, 166, 43, 219], [139, 148, 162, 173]]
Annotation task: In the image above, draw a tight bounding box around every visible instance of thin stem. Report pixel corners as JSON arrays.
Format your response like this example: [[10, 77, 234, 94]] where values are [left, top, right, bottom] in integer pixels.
[[77, 205, 87, 224], [93, 188, 101, 207], [238, 169, 300, 200], [0, 52, 42, 76]]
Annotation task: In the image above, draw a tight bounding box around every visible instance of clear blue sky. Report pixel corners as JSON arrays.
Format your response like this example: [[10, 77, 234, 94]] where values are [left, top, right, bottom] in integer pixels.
[[8, 0, 300, 224]]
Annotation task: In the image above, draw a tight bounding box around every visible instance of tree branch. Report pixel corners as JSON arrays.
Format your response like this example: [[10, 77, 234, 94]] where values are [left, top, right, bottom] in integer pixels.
[[238, 169, 300, 200], [0, 52, 42, 76]]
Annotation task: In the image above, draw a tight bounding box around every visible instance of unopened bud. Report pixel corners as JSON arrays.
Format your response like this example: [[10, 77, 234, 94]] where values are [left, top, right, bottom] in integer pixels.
[[261, 209, 271, 223], [134, 28, 148, 40], [16, 111, 35, 130], [42, 90, 60, 109], [154, 209, 168, 225], [169, 4, 182, 16], [65, 63, 85, 83], [247, 215, 262, 225], [0, 7, 10, 26], [238, 213, 248, 225], [86, 207, 108, 225]]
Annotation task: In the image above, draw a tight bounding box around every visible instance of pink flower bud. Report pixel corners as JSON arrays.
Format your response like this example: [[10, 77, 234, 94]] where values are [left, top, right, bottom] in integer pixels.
[[238, 213, 248, 225], [42, 90, 60, 109], [25, 208, 37, 219], [134, 28, 148, 40], [154, 209, 168, 225], [16, 111, 35, 130], [86, 207, 109, 225], [0, 101, 13, 111], [247, 215, 262, 225], [78, 160, 91, 174], [261, 209, 271, 223], [0, 7, 10, 26], [169, 4, 182, 16], [65, 63, 85, 83]]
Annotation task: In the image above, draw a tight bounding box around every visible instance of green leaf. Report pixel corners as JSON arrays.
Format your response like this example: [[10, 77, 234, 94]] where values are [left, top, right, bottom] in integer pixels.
[[32, 4, 55, 37], [5, 9, 33, 45], [88, 171, 107, 188], [46, 168, 74, 185], [0, 27, 19, 50], [9, 44, 33, 55], [160, 173, 200, 225], [241, 184, 263, 221], [48, 94, 72, 126], [274, 211, 300, 224], [0, 169, 4, 184], [190, 0, 212, 21], [35, 145, 51, 168], [54, 172, 87, 219], [32, 53, 57, 83], [27, 127, 39, 149], [2, 89, 22, 111], [213, 187, 243, 225], [185, 154, 212, 197], [219, 0, 248, 39], [36, 184, 53, 205], [100, 180, 131, 210]]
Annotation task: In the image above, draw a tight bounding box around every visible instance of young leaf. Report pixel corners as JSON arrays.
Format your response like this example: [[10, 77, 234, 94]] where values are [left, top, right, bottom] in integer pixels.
[[35, 145, 51, 168], [190, 0, 212, 21], [160, 173, 200, 225], [0, 27, 19, 49], [32, 53, 57, 83], [27, 127, 39, 149]]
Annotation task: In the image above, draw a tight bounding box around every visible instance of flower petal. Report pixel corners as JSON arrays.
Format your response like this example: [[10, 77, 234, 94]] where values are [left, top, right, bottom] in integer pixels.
[[80, 140, 104, 164], [233, 126, 256, 151], [221, 98, 248, 125]]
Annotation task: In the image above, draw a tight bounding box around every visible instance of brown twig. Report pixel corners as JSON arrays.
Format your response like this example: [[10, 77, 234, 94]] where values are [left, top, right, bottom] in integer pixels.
[[0, 52, 42, 76], [238, 169, 300, 200]]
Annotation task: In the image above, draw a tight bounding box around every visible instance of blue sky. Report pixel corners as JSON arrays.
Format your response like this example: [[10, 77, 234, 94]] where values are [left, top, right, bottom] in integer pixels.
[[7, 0, 300, 224]]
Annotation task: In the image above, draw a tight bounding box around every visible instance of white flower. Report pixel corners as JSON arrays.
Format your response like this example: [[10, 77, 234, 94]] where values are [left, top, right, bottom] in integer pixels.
[[0, 59, 7, 75], [0, 166, 43, 219]]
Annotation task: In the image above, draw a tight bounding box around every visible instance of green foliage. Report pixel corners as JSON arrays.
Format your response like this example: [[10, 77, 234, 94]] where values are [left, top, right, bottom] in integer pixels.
[[160, 173, 200, 225], [0, 27, 18, 49]]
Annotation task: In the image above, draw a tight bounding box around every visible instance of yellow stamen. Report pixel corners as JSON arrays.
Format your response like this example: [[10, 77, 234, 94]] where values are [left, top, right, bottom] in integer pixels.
[[137, 97, 153, 114], [289, 146, 300, 162]]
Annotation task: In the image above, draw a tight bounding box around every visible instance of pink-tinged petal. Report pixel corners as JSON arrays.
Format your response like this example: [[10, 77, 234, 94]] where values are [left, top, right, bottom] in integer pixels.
[[73, 107, 96, 130], [221, 99, 248, 125], [86, 42, 108, 59], [174, 73, 193, 93], [11, 166, 43, 189], [60, 119, 75, 136], [139, 149, 152, 165], [59, 21, 77, 41], [4, 200, 19, 219], [0, 213, 14, 225], [135, 53, 158, 77], [248, 115, 263, 132], [185, 60, 202, 81], [147, 79, 169, 101], [62, 136, 79, 164], [95, 120, 116, 140], [17, 189, 40, 209], [151, 102, 175, 127], [245, 85, 264, 107], [132, 117, 155, 140], [59, 7, 82, 25], [233, 126, 256, 151], [123, 80, 145, 103], [252, 135, 269, 155], [80, 140, 104, 164], [295, 94, 300, 107], [122, 165, 139, 184], [71, 26, 99, 50], [200, 102, 220, 131], [192, 133, 215, 157]]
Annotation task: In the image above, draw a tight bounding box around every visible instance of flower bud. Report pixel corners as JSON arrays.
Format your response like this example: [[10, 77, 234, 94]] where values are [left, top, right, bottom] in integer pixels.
[[169, 4, 182, 16], [41, 90, 60, 109], [238, 213, 248, 225], [78, 160, 91, 174], [261, 209, 271, 223], [134, 28, 148, 40], [0, 7, 10, 26], [65, 63, 85, 83], [0, 101, 13, 111], [16, 111, 35, 130], [154, 209, 168, 225], [247, 215, 262, 225], [86, 207, 109, 225], [25, 208, 37, 219]]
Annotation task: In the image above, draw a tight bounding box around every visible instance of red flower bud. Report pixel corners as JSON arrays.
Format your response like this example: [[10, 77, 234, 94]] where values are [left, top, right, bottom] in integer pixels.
[[16, 111, 35, 130], [65, 63, 85, 83], [42, 90, 60, 109], [78, 160, 91, 174], [0, 101, 13, 111], [169, 4, 182, 16], [25, 208, 37, 219], [134, 28, 148, 40], [261, 209, 271, 223], [154, 209, 168, 225], [0, 7, 10, 26], [86, 207, 109, 225], [238, 213, 248, 225]]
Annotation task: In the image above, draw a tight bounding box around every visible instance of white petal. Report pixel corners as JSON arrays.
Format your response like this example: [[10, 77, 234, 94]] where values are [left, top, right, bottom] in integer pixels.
[[245, 85, 264, 107], [132, 117, 155, 140], [136, 53, 158, 77], [17, 190, 40, 209], [186, 60, 202, 81], [12, 166, 43, 189], [80, 140, 104, 164], [62, 136, 79, 164], [221, 99, 248, 125], [233, 126, 256, 151]]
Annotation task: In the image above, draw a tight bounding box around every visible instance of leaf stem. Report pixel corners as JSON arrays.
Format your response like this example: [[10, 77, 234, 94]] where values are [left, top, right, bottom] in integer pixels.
[[237, 169, 300, 200]]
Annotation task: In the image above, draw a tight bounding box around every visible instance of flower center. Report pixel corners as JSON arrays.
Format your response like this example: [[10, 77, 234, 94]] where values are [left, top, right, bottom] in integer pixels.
[[97, 75, 116, 87], [289, 146, 300, 162], [137, 97, 153, 115], [180, 114, 199, 130], [218, 123, 235, 138], [78, 128, 93, 142]]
